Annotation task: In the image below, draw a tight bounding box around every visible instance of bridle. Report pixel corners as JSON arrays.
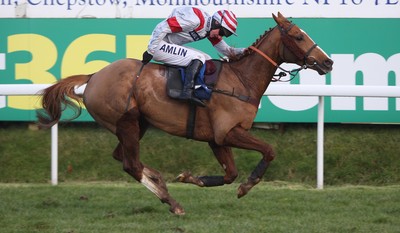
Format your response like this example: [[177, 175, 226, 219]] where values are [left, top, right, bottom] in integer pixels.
[[249, 23, 318, 82], [210, 23, 320, 106]]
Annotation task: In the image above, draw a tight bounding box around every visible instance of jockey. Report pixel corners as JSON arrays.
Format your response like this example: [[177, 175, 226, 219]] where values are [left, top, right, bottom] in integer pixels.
[[141, 7, 246, 107]]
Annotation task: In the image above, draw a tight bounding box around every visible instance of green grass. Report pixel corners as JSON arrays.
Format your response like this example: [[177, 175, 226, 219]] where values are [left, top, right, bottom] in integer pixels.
[[1, 122, 400, 185], [1, 122, 400, 231], [0, 182, 399, 233]]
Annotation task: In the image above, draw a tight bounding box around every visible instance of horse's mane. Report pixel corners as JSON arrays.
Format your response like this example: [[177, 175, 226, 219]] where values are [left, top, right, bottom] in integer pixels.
[[226, 26, 275, 62]]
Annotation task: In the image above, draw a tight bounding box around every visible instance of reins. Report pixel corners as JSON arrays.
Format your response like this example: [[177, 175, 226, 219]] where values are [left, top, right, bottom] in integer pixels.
[[210, 23, 318, 106], [249, 23, 318, 82], [248, 45, 278, 67], [249, 45, 302, 82]]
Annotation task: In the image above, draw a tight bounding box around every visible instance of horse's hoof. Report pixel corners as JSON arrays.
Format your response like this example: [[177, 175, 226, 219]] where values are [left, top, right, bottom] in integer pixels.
[[237, 184, 248, 198], [175, 171, 191, 182], [170, 206, 185, 215], [237, 182, 254, 198]]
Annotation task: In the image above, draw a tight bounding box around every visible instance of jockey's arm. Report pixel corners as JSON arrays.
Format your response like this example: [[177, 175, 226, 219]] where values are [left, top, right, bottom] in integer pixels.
[[212, 39, 246, 57]]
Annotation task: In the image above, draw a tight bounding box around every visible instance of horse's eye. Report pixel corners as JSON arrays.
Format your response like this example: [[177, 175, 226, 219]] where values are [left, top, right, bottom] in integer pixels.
[[296, 35, 304, 41]]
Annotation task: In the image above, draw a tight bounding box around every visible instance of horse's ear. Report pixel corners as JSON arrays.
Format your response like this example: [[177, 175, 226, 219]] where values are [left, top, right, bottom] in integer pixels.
[[274, 12, 291, 28], [272, 12, 280, 25], [277, 12, 289, 23]]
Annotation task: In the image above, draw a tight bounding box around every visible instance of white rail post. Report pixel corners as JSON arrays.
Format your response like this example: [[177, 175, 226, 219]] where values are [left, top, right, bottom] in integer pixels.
[[317, 96, 324, 189], [51, 123, 58, 185]]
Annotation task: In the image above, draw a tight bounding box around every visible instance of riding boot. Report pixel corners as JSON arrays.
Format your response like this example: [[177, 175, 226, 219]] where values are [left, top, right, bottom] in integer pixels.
[[178, 59, 206, 107]]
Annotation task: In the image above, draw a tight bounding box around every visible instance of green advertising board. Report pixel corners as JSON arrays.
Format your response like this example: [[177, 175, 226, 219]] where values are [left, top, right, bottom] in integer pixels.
[[0, 17, 399, 122]]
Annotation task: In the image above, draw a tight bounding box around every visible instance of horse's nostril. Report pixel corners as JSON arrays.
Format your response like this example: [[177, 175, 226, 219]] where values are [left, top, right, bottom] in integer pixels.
[[324, 59, 333, 68]]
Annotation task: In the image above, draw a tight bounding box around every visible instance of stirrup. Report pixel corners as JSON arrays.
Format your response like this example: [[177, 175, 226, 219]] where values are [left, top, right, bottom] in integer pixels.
[[177, 92, 206, 107], [189, 97, 206, 107], [176, 89, 205, 107]]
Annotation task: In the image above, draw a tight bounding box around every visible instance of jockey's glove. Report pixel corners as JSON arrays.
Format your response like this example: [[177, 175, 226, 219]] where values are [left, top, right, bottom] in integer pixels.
[[142, 51, 153, 64]]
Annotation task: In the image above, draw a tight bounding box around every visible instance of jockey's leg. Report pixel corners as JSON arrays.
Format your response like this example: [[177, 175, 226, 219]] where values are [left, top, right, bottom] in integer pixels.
[[177, 59, 205, 107], [152, 41, 208, 107]]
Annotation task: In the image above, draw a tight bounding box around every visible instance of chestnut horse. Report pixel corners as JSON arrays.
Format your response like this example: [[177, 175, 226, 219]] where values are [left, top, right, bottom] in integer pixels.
[[37, 13, 333, 215]]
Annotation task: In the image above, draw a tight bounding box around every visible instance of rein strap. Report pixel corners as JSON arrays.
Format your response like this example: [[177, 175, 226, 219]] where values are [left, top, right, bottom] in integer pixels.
[[249, 41, 309, 82], [249, 46, 278, 67]]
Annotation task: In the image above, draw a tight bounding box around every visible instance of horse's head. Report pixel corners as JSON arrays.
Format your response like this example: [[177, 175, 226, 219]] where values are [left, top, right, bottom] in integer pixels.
[[273, 12, 333, 75]]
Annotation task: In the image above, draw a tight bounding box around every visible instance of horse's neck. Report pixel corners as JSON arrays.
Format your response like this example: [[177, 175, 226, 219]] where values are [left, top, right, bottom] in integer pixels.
[[232, 28, 281, 101]]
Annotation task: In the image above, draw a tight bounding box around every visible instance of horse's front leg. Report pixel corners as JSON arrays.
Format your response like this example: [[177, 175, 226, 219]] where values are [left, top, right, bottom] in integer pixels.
[[176, 141, 238, 187], [223, 126, 275, 198]]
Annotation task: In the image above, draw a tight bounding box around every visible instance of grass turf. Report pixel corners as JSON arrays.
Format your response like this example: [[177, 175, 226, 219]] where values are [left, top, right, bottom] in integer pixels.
[[0, 182, 399, 233]]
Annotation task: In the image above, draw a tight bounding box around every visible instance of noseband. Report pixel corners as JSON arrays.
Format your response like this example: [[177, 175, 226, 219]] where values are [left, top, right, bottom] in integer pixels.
[[250, 23, 318, 81]]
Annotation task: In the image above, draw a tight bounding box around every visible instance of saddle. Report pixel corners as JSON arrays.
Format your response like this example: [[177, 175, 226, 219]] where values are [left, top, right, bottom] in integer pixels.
[[166, 60, 223, 101], [164, 59, 222, 139]]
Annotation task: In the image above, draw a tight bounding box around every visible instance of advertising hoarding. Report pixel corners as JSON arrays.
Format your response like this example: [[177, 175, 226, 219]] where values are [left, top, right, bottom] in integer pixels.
[[2, 0, 399, 18], [0, 2, 399, 122]]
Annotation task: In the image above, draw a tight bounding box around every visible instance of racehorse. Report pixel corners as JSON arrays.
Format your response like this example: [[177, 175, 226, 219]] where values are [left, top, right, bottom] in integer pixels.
[[37, 12, 333, 215]]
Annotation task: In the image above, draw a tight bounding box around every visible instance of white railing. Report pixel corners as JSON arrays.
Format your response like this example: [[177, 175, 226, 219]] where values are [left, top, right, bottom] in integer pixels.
[[1, 84, 400, 188], [266, 85, 400, 189]]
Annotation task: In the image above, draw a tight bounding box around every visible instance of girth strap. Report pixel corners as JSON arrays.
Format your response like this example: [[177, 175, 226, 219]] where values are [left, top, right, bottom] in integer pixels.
[[186, 104, 197, 139]]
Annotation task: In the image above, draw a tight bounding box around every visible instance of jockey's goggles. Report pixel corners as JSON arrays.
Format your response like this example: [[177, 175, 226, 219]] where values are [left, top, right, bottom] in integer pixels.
[[219, 27, 233, 38]]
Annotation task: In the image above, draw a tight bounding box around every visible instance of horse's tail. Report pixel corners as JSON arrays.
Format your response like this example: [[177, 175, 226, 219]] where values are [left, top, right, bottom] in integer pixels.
[[36, 74, 91, 128]]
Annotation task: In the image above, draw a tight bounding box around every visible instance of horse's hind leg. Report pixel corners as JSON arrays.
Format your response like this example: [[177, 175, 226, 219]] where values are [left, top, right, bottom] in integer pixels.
[[112, 143, 123, 162], [223, 126, 275, 198], [112, 116, 149, 162], [141, 165, 184, 215], [176, 141, 238, 187], [116, 108, 184, 215]]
